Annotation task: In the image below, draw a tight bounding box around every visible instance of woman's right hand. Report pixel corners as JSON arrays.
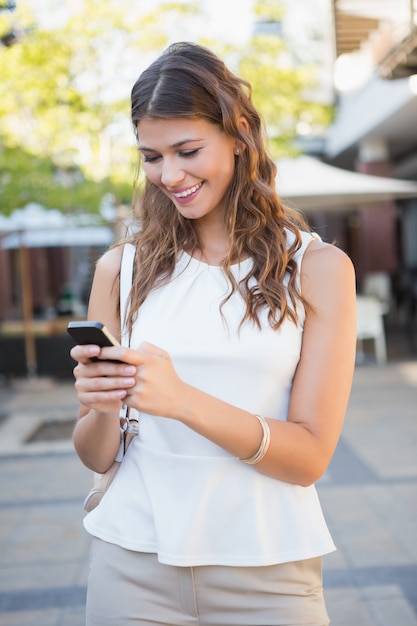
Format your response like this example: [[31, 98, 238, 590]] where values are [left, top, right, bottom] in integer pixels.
[[70, 343, 137, 416]]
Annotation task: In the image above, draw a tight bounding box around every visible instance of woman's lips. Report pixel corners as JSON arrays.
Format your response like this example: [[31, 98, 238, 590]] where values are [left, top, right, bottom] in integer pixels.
[[171, 182, 204, 203]]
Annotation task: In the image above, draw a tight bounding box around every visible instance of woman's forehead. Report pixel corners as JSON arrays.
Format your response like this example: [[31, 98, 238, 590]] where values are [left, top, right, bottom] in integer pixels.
[[137, 117, 221, 148]]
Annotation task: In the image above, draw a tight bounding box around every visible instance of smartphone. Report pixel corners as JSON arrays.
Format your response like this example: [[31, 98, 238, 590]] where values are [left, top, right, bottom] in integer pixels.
[[67, 321, 120, 347]]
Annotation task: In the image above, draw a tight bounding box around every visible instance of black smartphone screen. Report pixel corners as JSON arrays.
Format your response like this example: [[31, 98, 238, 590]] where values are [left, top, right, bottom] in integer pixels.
[[67, 321, 120, 348]]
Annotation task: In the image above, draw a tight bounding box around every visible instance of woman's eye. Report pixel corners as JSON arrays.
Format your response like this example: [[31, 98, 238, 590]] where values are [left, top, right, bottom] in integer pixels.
[[142, 148, 199, 163], [179, 149, 199, 158], [143, 155, 160, 163]]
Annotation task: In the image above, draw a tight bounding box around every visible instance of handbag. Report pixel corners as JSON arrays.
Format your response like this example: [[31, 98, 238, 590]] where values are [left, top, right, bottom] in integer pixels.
[[83, 244, 138, 513]]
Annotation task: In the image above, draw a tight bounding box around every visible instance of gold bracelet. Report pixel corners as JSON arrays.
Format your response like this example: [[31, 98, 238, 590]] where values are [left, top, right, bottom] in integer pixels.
[[240, 414, 271, 464]]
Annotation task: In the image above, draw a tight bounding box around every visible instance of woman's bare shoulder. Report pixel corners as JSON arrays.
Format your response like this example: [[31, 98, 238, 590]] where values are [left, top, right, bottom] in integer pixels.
[[88, 245, 128, 334], [95, 244, 125, 279], [90, 245, 125, 304], [304, 237, 354, 273], [301, 238, 356, 304]]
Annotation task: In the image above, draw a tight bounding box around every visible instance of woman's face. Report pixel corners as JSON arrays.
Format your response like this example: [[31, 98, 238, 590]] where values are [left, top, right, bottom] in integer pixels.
[[137, 117, 237, 223]]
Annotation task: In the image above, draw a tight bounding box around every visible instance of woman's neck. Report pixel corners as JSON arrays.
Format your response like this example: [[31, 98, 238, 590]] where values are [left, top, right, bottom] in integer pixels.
[[192, 217, 230, 265]]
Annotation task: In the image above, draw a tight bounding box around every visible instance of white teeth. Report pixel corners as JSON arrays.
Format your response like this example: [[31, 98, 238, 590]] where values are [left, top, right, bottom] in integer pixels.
[[173, 182, 202, 198]]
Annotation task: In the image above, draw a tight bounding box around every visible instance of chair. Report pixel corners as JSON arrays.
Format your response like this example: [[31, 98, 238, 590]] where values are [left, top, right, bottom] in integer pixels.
[[362, 272, 391, 311], [356, 295, 387, 364]]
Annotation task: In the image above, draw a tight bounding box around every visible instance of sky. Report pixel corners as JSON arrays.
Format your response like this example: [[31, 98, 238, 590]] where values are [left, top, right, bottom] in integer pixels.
[[27, 0, 255, 45], [23, 0, 331, 63], [199, 0, 254, 43], [17, 0, 334, 142], [15, 0, 335, 129]]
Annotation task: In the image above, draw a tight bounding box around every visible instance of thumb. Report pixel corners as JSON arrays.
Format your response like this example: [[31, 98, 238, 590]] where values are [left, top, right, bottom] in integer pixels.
[[139, 341, 169, 359]]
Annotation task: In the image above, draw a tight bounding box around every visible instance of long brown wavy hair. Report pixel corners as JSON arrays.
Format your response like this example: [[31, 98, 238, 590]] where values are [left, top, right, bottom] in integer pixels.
[[125, 41, 310, 333]]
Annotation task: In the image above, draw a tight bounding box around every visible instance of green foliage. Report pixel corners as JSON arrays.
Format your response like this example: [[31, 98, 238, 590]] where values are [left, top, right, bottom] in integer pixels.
[[237, 31, 333, 158], [0, 140, 131, 215], [0, 0, 201, 214], [253, 0, 286, 22], [0, 0, 333, 214], [201, 0, 333, 160]]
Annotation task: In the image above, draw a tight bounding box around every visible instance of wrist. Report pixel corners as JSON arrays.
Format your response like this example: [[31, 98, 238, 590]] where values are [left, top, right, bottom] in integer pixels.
[[91, 406, 123, 423], [240, 414, 271, 464], [173, 382, 197, 423]]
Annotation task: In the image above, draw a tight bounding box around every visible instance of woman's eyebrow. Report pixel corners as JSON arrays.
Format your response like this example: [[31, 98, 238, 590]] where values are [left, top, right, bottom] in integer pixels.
[[138, 138, 204, 151]]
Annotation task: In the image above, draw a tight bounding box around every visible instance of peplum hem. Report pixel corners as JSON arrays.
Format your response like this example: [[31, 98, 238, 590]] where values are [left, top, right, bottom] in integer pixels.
[[84, 440, 335, 567]]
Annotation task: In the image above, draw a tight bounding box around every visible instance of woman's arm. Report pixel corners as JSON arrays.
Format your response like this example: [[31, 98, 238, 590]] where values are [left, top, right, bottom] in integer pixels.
[[71, 245, 138, 473], [121, 240, 356, 486], [257, 239, 357, 484]]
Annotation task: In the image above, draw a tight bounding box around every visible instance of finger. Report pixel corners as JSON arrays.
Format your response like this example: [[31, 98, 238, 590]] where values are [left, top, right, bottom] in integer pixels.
[[70, 344, 100, 363], [74, 356, 137, 378], [75, 375, 136, 394], [76, 389, 128, 412], [139, 342, 169, 359], [99, 346, 146, 366]]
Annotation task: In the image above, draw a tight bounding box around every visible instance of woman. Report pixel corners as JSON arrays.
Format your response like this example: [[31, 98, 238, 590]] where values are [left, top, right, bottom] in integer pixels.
[[71, 42, 356, 626]]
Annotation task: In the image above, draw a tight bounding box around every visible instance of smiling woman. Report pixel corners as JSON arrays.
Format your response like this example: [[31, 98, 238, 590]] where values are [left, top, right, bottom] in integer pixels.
[[70, 41, 356, 626], [137, 117, 236, 226]]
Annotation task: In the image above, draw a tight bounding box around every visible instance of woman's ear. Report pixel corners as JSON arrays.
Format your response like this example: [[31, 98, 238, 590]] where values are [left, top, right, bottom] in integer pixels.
[[235, 117, 249, 153], [239, 116, 250, 134]]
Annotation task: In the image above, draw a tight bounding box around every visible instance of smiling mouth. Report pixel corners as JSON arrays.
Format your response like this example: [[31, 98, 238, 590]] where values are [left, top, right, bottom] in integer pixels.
[[172, 182, 203, 198]]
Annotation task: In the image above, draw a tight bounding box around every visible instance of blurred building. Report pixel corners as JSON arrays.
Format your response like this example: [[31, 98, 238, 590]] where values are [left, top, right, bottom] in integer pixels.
[[0, 204, 115, 378], [321, 1, 417, 332], [327, 0, 417, 182], [267, 0, 417, 350]]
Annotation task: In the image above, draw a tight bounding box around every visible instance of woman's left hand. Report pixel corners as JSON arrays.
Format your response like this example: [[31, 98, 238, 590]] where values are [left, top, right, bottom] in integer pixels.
[[124, 342, 188, 419]]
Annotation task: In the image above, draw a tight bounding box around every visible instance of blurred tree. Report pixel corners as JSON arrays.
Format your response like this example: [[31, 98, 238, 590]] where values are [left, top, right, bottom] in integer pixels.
[[0, 0, 331, 214], [0, 0, 200, 214], [237, 0, 333, 158], [0, 142, 132, 215], [199, 1, 332, 159]]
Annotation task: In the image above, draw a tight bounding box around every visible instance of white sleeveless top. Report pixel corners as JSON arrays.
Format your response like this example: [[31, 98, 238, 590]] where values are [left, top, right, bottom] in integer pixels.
[[84, 230, 336, 566]]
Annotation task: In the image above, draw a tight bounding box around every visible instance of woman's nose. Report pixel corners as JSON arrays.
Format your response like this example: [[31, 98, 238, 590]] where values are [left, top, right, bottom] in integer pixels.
[[160, 158, 185, 188]]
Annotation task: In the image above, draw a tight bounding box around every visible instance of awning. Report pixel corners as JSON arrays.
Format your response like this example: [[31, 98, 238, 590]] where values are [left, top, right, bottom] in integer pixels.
[[276, 156, 417, 212], [1, 226, 114, 249], [0, 203, 114, 248], [0, 203, 114, 378]]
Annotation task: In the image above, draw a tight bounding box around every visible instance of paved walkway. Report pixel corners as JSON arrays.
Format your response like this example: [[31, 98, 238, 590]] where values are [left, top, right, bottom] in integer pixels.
[[0, 360, 416, 626]]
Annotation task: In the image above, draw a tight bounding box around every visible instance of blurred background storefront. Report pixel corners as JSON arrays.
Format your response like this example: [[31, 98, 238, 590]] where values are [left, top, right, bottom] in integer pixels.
[[0, 204, 116, 378], [1, 0, 416, 377], [276, 0, 417, 361]]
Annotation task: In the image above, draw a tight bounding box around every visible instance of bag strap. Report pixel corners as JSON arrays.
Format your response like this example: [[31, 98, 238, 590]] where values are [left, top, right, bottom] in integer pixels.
[[118, 243, 137, 431], [119, 243, 136, 346]]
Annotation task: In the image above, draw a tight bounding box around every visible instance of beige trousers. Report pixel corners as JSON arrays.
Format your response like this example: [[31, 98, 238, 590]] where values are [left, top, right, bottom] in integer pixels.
[[86, 537, 330, 626]]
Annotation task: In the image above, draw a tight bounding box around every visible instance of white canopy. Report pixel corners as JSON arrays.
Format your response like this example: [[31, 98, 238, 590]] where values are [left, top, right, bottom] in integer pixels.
[[275, 156, 417, 212], [0, 203, 115, 378], [0, 203, 114, 248], [1, 227, 114, 249]]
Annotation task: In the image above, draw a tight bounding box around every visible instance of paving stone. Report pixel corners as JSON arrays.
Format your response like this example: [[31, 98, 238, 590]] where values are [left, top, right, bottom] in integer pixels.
[[324, 587, 376, 626], [0, 362, 416, 626]]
